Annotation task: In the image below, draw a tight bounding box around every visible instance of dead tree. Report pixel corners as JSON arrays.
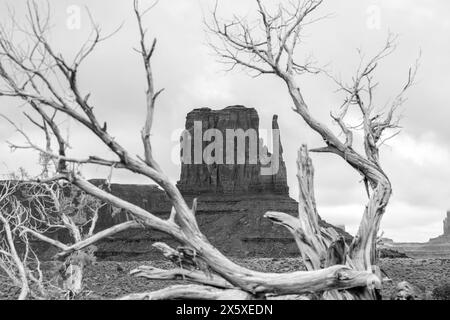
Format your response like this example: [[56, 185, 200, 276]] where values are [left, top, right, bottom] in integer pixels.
[[205, 0, 419, 299], [0, 179, 113, 299], [0, 1, 389, 299], [0, 180, 48, 300], [17, 181, 129, 297]]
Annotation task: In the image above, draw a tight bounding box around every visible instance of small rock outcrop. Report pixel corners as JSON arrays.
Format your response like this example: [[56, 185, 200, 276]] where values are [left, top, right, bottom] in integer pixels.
[[391, 281, 427, 300], [443, 211, 450, 237], [429, 211, 450, 244]]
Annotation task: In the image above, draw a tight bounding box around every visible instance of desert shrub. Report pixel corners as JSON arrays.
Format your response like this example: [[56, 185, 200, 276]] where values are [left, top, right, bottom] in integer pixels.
[[432, 283, 450, 300]]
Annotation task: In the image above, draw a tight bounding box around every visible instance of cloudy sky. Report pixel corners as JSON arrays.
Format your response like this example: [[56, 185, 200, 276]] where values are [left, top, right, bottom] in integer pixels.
[[0, 0, 449, 242]]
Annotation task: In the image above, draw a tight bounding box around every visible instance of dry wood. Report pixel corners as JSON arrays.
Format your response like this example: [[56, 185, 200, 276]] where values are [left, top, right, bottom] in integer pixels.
[[130, 266, 234, 289], [119, 284, 253, 300], [54, 221, 142, 260], [0, 181, 47, 299], [0, 0, 417, 300]]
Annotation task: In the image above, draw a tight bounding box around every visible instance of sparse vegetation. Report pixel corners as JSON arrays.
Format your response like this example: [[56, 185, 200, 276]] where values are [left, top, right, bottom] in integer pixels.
[[432, 282, 450, 300]]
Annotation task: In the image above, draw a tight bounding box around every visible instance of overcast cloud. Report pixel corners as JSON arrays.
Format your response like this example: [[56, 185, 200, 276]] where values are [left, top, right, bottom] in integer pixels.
[[0, 0, 449, 242]]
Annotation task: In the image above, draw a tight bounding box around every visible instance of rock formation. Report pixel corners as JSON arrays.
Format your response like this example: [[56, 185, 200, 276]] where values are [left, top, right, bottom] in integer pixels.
[[34, 106, 351, 260], [427, 210, 450, 244], [444, 211, 450, 237], [176, 106, 288, 195]]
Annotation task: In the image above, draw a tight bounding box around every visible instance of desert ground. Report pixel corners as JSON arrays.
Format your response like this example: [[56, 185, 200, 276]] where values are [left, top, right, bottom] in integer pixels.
[[1, 257, 449, 300]]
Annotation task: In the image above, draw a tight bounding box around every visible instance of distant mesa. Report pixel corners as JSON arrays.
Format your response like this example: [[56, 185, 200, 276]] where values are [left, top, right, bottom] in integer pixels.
[[387, 210, 450, 259]]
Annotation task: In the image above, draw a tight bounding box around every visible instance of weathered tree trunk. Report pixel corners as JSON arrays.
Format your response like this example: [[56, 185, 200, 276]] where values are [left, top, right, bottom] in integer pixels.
[[266, 145, 378, 300], [119, 285, 254, 300], [62, 263, 84, 297], [59, 251, 88, 297]]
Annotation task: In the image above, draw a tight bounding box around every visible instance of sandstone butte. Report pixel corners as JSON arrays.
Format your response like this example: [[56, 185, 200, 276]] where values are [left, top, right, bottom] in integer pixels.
[[42, 106, 351, 259]]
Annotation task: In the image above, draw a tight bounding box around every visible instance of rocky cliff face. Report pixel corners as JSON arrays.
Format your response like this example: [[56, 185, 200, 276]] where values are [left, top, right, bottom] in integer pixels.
[[176, 106, 288, 195]]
